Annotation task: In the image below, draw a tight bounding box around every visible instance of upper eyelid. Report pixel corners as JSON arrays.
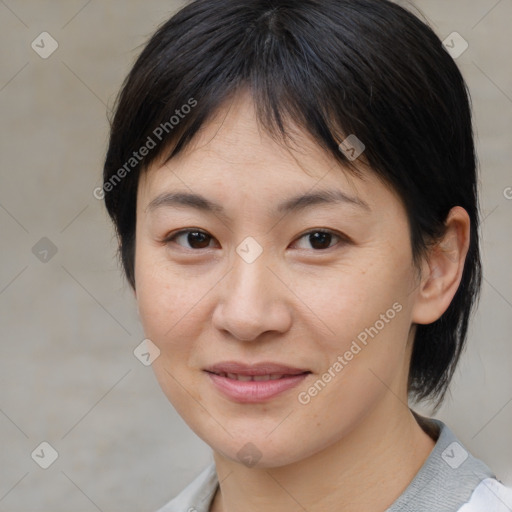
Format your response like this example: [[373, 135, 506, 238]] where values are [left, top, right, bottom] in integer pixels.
[[163, 228, 215, 245], [294, 227, 343, 239], [164, 228, 208, 239]]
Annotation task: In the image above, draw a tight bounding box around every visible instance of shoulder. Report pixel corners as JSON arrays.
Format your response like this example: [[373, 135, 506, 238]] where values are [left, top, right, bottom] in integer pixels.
[[154, 420, 511, 512], [457, 478, 512, 512], [154, 463, 218, 512], [388, 416, 512, 512]]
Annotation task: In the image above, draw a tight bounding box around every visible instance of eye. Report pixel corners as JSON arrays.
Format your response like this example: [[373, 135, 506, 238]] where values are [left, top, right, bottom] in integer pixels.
[[291, 229, 347, 250], [164, 229, 218, 250], [163, 228, 348, 251]]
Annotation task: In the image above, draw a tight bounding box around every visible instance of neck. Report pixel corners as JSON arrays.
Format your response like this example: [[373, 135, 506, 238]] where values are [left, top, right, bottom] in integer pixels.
[[210, 402, 436, 512]]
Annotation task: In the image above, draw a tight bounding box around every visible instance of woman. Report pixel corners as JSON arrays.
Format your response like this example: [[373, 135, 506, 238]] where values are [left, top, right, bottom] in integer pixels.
[[102, 0, 512, 510]]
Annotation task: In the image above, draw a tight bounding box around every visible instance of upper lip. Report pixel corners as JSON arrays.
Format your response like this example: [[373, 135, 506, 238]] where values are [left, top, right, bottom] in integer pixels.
[[205, 361, 310, 376]]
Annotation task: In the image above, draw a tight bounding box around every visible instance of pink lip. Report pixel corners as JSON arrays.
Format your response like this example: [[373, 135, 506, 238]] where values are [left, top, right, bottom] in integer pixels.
[[205, 361, 309, 376], [204, 361, 310, 403], [207, 373, 309, 403]]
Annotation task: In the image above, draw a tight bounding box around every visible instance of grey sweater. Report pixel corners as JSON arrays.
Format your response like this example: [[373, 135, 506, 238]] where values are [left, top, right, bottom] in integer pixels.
[[155, 418, 512, 512]]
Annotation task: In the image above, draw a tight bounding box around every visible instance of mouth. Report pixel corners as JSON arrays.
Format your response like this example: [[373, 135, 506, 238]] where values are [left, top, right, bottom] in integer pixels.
[[207, 372, 302, 381], [204, 361, 311, 403]]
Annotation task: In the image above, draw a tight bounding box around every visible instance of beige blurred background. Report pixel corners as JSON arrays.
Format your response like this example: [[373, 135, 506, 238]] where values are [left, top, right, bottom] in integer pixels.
[[0, 1, 511, 510]]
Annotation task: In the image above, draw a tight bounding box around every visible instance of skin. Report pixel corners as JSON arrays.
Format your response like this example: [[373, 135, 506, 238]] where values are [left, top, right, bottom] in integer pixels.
[[134, 90, 470, 512]]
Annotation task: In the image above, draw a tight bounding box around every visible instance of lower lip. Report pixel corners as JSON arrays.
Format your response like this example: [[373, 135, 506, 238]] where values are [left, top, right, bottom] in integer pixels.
[[206, 372, 309, 403]]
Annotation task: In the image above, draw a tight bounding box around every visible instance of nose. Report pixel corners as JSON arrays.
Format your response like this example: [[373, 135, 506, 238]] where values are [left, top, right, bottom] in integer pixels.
[[211, 252, 293, 342]]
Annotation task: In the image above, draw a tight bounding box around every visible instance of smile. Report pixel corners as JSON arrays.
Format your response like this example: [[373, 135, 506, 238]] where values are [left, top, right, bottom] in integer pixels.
[[206, 372, 311, 404], [212, 372, 292, 381]]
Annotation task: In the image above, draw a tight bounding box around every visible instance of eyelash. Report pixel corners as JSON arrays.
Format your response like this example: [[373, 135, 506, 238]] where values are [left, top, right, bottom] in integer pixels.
[[162, 228, 349, 252]]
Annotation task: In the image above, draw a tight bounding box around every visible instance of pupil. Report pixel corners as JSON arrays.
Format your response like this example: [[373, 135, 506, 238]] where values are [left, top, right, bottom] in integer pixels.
[[189, 232, 210, 248], [310, 232, 331, 249]]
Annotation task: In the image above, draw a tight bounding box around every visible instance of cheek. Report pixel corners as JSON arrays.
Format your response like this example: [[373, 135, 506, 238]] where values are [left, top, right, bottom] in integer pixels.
[[135, 245, 199, 355], [296, 253, 412, 347], [294, 288, 411, 445], [294, 249, 414, 408], [136, 241, 198, 322], [134, 252, 209, 412]]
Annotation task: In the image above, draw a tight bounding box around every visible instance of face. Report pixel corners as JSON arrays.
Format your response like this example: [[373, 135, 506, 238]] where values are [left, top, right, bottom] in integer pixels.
[[134, 91, 422, 468]]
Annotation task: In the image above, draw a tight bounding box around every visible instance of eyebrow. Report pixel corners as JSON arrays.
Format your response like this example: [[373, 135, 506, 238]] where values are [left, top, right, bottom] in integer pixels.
[[146, 189, 370, 218]]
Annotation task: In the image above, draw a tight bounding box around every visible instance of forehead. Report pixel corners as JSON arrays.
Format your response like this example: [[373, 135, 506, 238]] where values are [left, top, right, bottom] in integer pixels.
[[137, 91, 398, 215]]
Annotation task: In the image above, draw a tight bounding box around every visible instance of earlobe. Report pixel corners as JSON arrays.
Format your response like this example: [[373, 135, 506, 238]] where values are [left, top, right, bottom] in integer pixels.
[[412, 206, 471, 325]]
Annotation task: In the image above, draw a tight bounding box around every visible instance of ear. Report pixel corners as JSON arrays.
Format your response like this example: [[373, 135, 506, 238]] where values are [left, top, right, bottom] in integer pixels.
[[412, 206, 471, 325]]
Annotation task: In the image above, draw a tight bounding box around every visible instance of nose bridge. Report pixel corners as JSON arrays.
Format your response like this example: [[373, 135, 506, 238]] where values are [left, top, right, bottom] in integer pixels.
[[232, 256, 267, 304], [212, 245, 291, 341]]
